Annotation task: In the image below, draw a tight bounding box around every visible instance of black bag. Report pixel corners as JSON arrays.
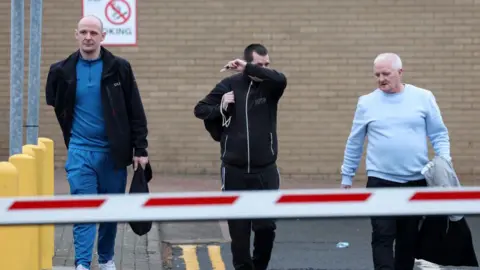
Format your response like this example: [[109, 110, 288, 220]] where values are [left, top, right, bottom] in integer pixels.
[[204, 118, 223, 142], [415, 215, 478, 267], [128, 162, 153, 236]]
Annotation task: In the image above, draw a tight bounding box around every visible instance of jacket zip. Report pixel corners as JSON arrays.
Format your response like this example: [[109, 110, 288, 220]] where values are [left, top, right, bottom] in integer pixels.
[[105, 86, 123, 132], [222, 135, 228, 157], [270, 132, 274, 155], [245, 81, 253, 173], [106, 86, 116, 116]]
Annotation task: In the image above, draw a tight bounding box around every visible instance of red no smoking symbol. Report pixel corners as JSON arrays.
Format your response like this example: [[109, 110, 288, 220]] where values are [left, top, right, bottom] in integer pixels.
[[104, 0, 131, 25]]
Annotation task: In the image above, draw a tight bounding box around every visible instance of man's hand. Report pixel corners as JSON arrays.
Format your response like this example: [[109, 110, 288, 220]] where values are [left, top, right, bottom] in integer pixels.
[[341, 184, 351, 189], [220, 59, 247, 72], [133, 156, 149, 171], [221, 91, 235, 111]]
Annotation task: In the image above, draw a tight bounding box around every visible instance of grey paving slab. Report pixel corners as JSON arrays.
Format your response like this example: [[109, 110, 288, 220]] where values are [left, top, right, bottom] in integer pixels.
[[53, 222, 163, 270]]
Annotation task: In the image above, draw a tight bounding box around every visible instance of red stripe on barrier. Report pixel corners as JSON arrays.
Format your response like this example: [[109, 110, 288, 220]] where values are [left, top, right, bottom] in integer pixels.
[[410, 191, 480, 201], [144, 196, 239, 206], [8, 199, 105, 210], [276, 193, 371, 203]]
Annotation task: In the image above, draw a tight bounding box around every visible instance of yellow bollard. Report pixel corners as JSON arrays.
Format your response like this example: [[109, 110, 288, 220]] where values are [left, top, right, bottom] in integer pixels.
[[24, 143, 49, 270], [38, 137, 55, 269], [9, 153, 40, 270], [0, 162, 24, 270]]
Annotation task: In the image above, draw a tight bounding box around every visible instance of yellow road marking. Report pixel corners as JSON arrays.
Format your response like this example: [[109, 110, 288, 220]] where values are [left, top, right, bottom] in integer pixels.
[[180, 245, 200, 270], [208, 245, 226, 270]]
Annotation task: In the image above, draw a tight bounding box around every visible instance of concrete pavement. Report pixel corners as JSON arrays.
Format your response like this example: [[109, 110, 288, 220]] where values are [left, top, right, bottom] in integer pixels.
[[53, 223, 162, 270], [53, 169, 164, 270]]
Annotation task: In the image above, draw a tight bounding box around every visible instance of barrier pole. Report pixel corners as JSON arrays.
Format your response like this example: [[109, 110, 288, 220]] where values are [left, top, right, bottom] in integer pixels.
[[9, 153, 39, 270], [38, 137, 55, 266], [0, 162, 23, 270]]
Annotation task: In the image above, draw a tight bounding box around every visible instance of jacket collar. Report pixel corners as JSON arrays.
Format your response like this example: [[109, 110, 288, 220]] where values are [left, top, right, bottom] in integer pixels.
[[59, 46, 118, 80], [241, 72, 262, 87]]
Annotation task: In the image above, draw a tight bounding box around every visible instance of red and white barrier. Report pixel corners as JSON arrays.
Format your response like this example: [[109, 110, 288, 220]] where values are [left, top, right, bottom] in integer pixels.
[[0, 187, 480, 225]]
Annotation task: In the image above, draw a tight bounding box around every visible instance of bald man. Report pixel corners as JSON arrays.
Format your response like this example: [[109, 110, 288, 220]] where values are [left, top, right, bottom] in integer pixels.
[[45, 15, 149, 270], [340, 53, 451, 269]]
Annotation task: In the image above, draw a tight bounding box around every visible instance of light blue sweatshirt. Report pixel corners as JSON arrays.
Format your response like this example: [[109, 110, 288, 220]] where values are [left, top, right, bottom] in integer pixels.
[[341, 84, 451, 186]]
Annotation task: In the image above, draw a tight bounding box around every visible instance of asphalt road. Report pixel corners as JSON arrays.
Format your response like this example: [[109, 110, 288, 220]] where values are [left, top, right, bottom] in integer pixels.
[[160, 217, 480, 270]]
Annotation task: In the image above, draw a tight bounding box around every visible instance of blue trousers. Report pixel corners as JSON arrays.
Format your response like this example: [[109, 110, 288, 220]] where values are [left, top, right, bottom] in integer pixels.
[[65, 148, 127, 268]]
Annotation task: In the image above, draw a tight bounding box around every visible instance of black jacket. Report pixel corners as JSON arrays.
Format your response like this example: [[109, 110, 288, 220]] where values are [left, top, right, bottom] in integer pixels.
[[194, 63, 287, 172], [45, 46, 148, 169]]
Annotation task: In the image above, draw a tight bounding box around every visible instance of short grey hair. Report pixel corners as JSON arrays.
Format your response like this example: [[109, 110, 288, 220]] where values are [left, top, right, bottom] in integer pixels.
[[374, 53, 402, 70]]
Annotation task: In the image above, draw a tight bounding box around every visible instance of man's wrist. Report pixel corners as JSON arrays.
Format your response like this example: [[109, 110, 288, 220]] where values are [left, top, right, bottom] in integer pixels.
[[341, 175, 353, 186]]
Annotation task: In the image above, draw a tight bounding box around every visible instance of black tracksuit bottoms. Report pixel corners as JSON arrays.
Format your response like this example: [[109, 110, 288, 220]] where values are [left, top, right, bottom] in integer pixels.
[[367, 176, 427, 270], [221, 163, 280, 270]]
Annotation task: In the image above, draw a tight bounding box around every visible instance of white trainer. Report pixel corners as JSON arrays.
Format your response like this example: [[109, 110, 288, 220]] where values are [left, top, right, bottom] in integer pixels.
[[76, 265, 89, 270], [99, 260, 116, 270]]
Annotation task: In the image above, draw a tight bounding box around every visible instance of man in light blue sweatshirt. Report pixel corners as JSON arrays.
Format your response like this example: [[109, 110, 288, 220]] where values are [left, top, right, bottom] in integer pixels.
[[340, 53, 451, 270]]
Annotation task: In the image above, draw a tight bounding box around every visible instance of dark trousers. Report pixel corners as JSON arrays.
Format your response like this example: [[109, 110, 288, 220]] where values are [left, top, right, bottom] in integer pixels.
[[221, 163, 280, 270], [367, 176, 427, 270]]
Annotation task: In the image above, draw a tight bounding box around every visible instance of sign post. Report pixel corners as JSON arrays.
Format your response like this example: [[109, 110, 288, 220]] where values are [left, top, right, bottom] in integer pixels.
[[82, 0, 137, 46]]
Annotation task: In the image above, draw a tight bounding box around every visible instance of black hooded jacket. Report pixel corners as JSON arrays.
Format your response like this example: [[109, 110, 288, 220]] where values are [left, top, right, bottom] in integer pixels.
[[194, 63, 287, 172]]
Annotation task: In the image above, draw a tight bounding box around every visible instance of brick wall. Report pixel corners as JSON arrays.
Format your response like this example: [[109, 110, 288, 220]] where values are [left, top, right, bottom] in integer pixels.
[[0, 0, 479, 183]]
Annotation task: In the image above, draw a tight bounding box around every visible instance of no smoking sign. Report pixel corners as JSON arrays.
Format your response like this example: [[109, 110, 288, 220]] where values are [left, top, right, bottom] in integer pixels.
[[105, 0, 131, 25], [82, 0, 137, 46]]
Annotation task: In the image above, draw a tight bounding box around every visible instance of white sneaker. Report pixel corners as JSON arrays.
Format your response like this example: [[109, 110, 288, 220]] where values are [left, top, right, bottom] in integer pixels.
[[76, 265, 89, 270], [99, 260, 116, 270]]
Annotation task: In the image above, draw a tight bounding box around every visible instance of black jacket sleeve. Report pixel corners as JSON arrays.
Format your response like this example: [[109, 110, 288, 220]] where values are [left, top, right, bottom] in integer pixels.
[[244, 63, 287, 100], [194, 78, 231, 120], [123, 60, 148, 157], [45, 64, 57, 107]]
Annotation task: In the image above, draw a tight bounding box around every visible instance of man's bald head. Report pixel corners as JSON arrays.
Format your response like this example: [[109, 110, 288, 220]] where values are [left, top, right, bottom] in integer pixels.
[[77, 15, 104, 32]]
